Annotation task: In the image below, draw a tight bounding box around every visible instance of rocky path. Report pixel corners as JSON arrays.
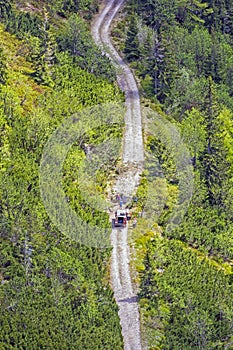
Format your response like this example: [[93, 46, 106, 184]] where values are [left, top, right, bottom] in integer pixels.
[[92, 1, 144, 349]]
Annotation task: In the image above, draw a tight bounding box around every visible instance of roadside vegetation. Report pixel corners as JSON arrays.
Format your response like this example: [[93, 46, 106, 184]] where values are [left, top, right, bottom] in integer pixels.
[[0, 1, 124, 349], [1, 0, 233, 349], [114, 0, 233, 348]]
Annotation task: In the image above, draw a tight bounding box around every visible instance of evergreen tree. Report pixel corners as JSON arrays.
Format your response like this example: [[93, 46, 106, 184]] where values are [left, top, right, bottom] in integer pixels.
[[200, 77, 230, 207], [124, 15, 140, 62], [0, 47, 8, 85], [157, 31, 179, 102], [181, 107, 206, 167], [0, 0, 12, 21], [136, 0, 176, 32]]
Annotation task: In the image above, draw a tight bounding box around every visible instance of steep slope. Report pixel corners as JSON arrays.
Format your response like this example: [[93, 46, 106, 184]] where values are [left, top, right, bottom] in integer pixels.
[[0, 9, 124, 349]]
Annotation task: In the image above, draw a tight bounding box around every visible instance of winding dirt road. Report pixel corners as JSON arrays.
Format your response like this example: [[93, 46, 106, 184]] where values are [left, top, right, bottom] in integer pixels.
[[92, 1, 144, 349], [91, 0, 144, 164]]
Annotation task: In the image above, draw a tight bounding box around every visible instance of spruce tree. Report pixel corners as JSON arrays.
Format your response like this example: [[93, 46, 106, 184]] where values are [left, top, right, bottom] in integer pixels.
[[200, 77, 230, 207], [0, 47, 8, 85], [124, 15, 140, 62]]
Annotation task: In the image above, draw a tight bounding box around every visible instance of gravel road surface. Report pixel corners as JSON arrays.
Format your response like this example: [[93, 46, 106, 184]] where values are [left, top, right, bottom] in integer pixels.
[[92, 2, 144, 349]]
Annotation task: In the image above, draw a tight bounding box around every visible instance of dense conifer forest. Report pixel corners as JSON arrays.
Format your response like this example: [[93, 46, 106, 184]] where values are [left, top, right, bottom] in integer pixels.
[[116, 0, 233, 349], [1, 0, 233, 349]]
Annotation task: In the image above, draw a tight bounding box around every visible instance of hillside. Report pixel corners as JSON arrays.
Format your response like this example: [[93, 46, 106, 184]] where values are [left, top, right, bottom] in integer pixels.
[[0, 1, 124, 349], [1, 0, 233, 349], [112, 0, 233, 349]]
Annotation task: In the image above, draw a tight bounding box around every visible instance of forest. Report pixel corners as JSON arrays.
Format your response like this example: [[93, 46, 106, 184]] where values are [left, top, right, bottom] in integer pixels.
[[1, 0, 233, 349], [0, 0, 124, 349], [115, 0, 233, 349]]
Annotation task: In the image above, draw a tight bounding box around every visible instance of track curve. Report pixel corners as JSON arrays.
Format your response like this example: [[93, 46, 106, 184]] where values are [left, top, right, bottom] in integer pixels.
[[92, 1, 144, 349], [91, 0, 144, 164]]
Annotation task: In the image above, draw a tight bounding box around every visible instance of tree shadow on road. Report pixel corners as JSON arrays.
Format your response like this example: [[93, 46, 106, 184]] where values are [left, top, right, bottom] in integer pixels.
[[118, 295, 138, 304]]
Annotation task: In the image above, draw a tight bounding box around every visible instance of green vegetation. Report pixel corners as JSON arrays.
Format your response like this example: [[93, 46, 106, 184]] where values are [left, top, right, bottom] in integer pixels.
[[119, 1, 233, 349], [0, 1, 124, 348], [2, 0, 233, 349], [138, 235, 233, 350], [0, 0, 115, 83]]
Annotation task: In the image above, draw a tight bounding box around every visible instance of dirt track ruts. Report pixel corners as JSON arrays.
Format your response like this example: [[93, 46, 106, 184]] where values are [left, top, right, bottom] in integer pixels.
[[91, 2, 144, 349], [91, 0, 144, 164]]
